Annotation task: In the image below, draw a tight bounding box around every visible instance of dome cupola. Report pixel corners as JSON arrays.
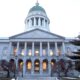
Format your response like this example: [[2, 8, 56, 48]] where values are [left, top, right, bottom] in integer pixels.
[[25, 2, 50, 32], [29, 2, 46, 14]]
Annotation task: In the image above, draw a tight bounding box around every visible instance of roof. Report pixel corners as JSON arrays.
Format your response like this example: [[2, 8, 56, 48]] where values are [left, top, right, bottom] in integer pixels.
[[9, 28, 65, 40], [29, 3, 46, 14]]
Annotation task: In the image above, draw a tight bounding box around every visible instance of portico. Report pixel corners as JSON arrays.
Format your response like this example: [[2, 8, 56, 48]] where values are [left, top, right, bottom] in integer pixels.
[[9, 40, 65, 76]]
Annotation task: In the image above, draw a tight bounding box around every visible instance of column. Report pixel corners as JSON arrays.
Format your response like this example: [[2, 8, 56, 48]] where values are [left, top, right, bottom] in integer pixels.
[[32, 60, 34, 74], [38, 17, 41, 26], [32, 42, 34, 56], [40, 42, 42, 56], [24, 42, 27, 56], [62, 42, 65, 55], [17, 42, 19, 56], [55, 42, 58, 56], [15, 58, 18, 73], [9, 42, 12, 55], [34, 17, 36, 26], [47, 42, 50, 56], [23, 59, 26, 77], [44, 19, 45, 27], [48, 59, 51, 76], [40, 60, 42, 74]]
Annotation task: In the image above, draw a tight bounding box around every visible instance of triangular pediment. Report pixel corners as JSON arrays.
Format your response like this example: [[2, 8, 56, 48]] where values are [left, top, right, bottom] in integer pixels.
[[10, 29, 65, 39]]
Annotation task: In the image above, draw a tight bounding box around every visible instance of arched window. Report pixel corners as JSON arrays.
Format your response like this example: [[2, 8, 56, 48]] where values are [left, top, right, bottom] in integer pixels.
[[42, 59, 48, 72], [34, 59, 40, 72], [18, 59, 23, 72], [9, 59, 16, 71], [26, 60, 32, 72]]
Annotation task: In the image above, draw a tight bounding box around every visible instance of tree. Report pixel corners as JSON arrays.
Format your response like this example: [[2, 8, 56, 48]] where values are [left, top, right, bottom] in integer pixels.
[[68, 35, 80, 72]]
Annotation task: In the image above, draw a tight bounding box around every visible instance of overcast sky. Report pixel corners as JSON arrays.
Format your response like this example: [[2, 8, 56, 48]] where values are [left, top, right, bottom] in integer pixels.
[[0, 0, 80, 38]]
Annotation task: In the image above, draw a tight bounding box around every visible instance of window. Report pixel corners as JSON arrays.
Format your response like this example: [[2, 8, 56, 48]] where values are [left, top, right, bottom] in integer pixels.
[[35, 49, 39, 56], [28, 49, 32, 56], [50, 49, 54, 56], [42, 60, 48, 72], [21, 49, 24, 56], [34, 59, 40, 72], [27, 61, 32, 70], [58, 48, 61, 56], [43, 62, 47, 71], [13, 47, 17, 56], [42, 49, 46, 56]]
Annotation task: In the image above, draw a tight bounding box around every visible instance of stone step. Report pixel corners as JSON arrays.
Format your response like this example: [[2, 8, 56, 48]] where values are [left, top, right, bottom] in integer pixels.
[[0, 78, 11, 80], [17, 77, 59, 80]]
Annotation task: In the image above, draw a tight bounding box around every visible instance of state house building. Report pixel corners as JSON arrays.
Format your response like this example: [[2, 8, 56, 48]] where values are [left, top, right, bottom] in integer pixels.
[[0, 2, 77, 77]]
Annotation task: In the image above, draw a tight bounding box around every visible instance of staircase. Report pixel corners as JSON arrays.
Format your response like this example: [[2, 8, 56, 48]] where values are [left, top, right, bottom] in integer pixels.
[[17, 77, 59, 80]]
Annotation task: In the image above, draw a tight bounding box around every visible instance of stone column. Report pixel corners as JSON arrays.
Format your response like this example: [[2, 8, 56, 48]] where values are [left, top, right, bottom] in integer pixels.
[[55, 42, 58, 56], [62, 42, 65, 55], [24, 42, 27, 56], [29, 19, 31, 27], [34, 17, 36, 26], [40, 42, 42, 56], [9, 42, 12, 55], [48, 59, 51, 76], [23, 59, 26, 77], [47, 42, 50, 56], [17, 42, 19, 56], [32, 60, 34, 74], [38, 17, 41, 26], [40, 59, 42, 75], [32, 42, 34, 56]]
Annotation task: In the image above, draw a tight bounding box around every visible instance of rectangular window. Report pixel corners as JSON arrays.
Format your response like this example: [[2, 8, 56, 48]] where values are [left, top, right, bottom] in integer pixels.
[[50, 49, 54, 56], [35, 49, 39, 56], [28, 49, 32, 56], [42, 49, 46, 56]]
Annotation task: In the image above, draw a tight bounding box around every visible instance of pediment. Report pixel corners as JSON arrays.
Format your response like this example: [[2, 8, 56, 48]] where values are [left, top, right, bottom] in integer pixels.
[[10, 29, 65, 39]]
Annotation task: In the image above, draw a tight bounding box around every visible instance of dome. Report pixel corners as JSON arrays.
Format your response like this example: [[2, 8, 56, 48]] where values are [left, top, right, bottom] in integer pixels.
[[29, 3, 46, 14]]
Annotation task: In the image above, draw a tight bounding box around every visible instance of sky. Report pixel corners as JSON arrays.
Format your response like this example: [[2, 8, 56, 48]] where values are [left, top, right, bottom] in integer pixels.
[[0, 0, 80, 38]]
